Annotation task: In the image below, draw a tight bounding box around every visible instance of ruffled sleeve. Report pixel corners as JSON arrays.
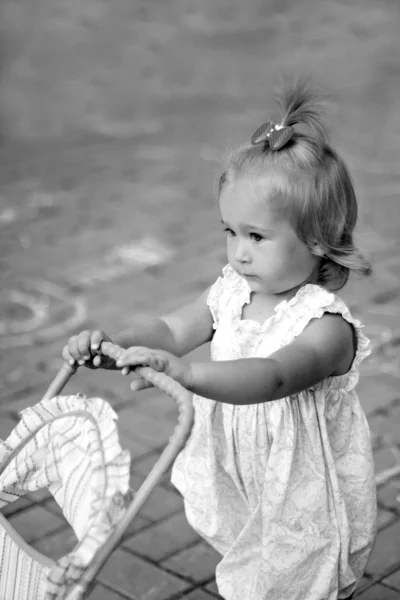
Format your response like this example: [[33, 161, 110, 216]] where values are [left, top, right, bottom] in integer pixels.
[[328, 302, 371, 391], [278, 285, 371, 392], [207, 264, 248, 330]]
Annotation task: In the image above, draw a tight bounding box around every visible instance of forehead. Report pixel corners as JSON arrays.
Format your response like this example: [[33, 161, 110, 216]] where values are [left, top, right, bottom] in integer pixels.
[[219, 176, 284, 225]]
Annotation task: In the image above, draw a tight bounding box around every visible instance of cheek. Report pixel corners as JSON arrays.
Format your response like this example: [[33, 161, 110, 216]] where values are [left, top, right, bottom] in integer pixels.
[[285, 234, 302, 256], [281, 237, 312, 269], [271, 238, 297, 264]]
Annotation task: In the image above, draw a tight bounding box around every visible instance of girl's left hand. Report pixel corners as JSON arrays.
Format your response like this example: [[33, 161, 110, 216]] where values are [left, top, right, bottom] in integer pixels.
[[116, 347, 192, 392]]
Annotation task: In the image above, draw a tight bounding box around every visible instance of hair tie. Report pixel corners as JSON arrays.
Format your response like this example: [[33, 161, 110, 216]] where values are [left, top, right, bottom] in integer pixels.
[[251, 121, 294, 151]]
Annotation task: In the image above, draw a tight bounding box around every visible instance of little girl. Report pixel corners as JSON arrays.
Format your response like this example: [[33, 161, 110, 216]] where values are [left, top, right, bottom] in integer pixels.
[[63, 79, 377, 600]]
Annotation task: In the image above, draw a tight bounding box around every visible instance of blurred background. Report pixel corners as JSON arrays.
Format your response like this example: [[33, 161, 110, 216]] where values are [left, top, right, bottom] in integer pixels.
[[1, 0, 400, 597]]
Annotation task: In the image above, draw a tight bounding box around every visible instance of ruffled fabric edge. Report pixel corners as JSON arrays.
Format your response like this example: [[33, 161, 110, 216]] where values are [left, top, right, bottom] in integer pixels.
[[278, 285, 371, 391], [0, 394, 132, 598], [207, 264, 248, 330], [207, 270, 371, 392]]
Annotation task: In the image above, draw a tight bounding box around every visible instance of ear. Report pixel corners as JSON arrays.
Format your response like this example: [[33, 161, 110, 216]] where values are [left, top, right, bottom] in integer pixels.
[[310, 242, 325, 257]]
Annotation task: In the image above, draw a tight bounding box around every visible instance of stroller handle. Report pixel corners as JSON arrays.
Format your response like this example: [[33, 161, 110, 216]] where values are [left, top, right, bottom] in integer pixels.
[[41, 342, 194, 599]]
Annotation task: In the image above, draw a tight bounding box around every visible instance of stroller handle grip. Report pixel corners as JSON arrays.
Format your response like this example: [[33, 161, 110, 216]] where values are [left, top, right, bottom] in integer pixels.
[[41, 341, 194, 599]]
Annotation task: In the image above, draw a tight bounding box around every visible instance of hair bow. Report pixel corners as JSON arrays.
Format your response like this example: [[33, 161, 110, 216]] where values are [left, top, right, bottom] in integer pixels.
[[251, 121, 294, 151]]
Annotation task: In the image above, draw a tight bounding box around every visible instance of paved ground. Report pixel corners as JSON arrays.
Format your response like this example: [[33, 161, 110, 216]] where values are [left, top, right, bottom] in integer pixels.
[[1, 0, 400, 598]]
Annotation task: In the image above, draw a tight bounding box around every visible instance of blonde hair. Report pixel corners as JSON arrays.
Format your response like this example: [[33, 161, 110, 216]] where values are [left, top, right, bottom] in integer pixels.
[[218, 78, 371, 291]]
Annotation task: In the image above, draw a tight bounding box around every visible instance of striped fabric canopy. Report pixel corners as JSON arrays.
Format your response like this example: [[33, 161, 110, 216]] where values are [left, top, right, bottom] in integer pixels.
[[0, 394, 132, 599]]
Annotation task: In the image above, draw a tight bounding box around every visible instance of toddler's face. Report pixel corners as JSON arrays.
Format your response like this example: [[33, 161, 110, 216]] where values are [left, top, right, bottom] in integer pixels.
[[219, 176, 318, 295]]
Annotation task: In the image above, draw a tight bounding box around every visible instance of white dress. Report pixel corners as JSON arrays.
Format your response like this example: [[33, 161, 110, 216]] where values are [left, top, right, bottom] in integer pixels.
[[171, 264, 377, 600]]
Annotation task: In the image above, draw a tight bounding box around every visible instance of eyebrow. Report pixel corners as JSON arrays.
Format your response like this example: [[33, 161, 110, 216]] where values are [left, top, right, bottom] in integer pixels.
[[221, 219, 273, 233]]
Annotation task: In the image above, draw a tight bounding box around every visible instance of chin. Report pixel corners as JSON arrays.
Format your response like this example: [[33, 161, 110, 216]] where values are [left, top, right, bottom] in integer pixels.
[[246, 278, 265, 292]]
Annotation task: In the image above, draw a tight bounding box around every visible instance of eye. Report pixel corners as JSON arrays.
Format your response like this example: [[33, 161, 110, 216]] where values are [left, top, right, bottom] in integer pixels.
[[249, 232, 263, 243], [224, 227, 235, 238]]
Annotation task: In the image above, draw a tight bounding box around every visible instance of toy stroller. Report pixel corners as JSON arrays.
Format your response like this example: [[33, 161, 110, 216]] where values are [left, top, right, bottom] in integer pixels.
[[0, 342, 194, 600]]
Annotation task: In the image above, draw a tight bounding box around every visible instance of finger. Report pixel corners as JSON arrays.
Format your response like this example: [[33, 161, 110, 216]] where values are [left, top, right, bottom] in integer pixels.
[[68, 335, 82, 363], [125, 371, 141, 386], [77, 330, 92, 361], [62, 345, 75, 365], [103, 343, 124, 363], [121, 351, 165, 372], [92, 354, 102, 368], [91, 330, 105, 352], [116, 351, 147, 368], [130, 378, 153, 392], [121, 366, 131, 376], [92, 351, 116, 370]]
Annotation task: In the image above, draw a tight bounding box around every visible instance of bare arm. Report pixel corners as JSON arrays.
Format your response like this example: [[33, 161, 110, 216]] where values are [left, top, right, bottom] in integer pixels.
[[114, 287, 214, 357], [114, 318, 180, 354], [188, 313, 355, 404]]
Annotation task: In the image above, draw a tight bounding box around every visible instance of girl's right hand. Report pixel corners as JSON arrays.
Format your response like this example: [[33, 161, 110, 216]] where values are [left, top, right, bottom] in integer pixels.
[[62, 330, 116, 369]]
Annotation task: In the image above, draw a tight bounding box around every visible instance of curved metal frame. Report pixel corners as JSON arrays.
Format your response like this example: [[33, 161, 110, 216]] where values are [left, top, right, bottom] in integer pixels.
[[0, 342, 194, 599]]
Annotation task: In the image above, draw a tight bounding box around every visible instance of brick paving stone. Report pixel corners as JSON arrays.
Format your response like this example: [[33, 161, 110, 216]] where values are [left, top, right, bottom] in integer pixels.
[[117, 406, 176, 448], [0, 495, 31, 517], [119, 514, 153, 542], [71, 367, 136, 407], [8, 504, 66, 543], [357, 375, 400, 415], [177, 588, 219, 599], [123, 511, 200, 561], [40, 497, 65, 518], [118, 429, 153, 462], [89, 583, 130, 600], [354, 577, 372, 595], [365, 520, 400, 577], [130, 474, 184, 521], [31, 526, 77, 560], [356, 583, 400, 599], [26, 488, 52, 503], [1, 387, 51, 415], [204, 580, 223, 598], [370, 404, 400, 446], [368, 414, 392, 450], [377, 507, 397, 531], [131, 390, 181, 421], [0, 368, 132, 417], [382, 567, 400, 592], [377, 480, 400, 513], [27, 486, 152, 543], [374, 446, 400, 477], [0, 413, 17, 440], [131, 449, 172, 485], [38, 493, 152, 541], [98, 548, 189, 600], [161, 542, 221, 583]]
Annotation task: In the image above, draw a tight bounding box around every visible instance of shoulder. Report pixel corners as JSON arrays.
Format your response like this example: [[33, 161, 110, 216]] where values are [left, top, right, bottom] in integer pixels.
[[292, 284, 373, 378], [292, 283, 335, 313], [284, 284, 361, 376], [261, 285, 370, 397], [269, 311, 356, 398], [299, 312, 356, 376]]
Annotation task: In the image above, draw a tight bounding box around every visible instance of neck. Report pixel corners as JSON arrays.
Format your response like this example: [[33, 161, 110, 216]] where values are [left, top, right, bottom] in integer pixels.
[[271, 262, 321, 302]]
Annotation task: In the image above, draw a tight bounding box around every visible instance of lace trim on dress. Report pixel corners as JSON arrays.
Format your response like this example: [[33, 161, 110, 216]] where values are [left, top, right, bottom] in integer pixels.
[[207, 265, 370, 391], [207, 264, 248, 330], [277, 286, 371, 391]]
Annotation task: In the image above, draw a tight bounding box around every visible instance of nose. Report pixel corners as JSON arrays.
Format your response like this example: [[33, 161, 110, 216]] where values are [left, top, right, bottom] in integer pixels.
[[234, 238, 251, 263]]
